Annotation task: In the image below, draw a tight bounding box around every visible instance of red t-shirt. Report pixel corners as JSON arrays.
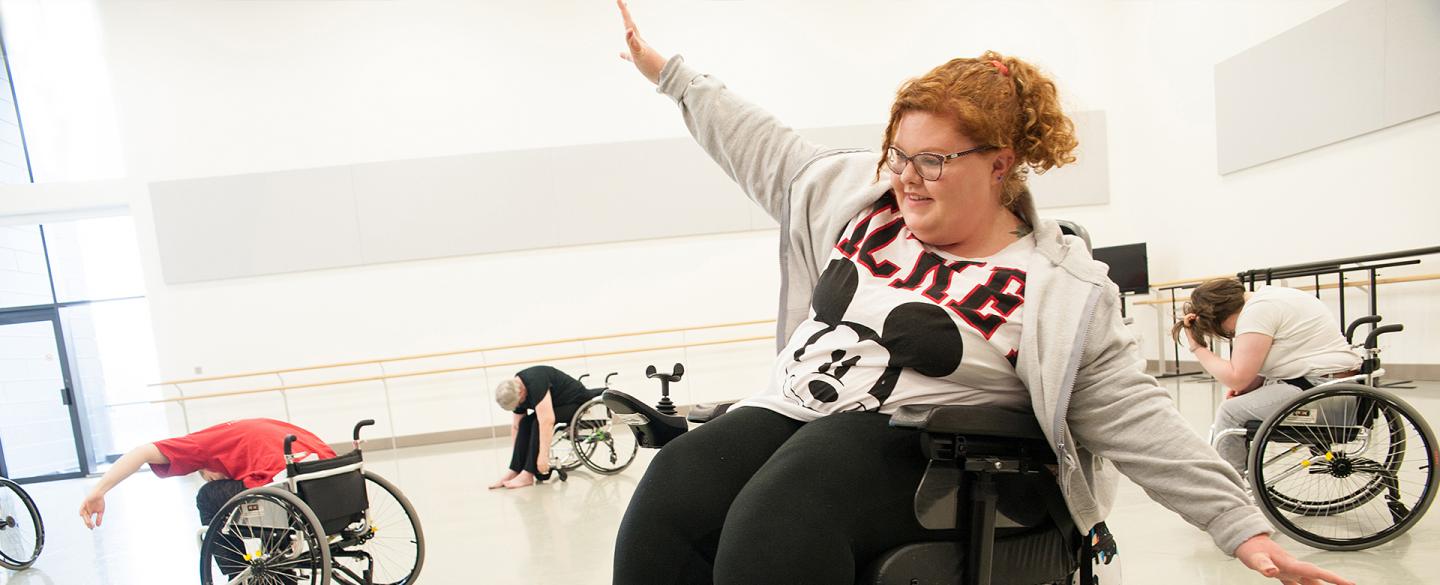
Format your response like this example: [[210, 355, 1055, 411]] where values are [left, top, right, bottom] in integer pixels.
[[150, 418, 337, 488]]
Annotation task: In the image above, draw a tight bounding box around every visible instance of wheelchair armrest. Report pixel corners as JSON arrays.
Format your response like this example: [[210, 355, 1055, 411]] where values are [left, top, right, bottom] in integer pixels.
[[1311, 373, 1368, 389], [687, 401, 737, 424], [890, 404, 1046, 441], [601, 389, 690, 448]]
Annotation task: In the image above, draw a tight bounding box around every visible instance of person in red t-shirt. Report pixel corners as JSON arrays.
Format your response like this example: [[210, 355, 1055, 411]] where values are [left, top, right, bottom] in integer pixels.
[[79, 418, 336, 529]]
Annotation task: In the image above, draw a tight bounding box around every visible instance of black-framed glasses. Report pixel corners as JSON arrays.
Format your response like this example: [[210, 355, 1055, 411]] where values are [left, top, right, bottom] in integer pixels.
[[885, 145, 995, 181]]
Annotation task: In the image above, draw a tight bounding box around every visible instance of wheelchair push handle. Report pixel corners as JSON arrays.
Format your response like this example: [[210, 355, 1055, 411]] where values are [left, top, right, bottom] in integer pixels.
[[283, 434, 298, 462], [1364, 324, 1403, 349], [605, 372, 619, 386], [1346, 315, 1383, 344], [353, 419, 376, 441]]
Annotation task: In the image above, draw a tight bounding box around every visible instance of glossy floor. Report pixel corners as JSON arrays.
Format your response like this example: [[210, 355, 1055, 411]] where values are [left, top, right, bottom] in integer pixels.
[[4, 379, 1437, 584]]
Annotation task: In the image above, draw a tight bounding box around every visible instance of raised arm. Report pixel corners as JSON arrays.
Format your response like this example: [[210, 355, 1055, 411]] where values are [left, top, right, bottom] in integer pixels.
[[79, 443, 169, 529], [615, 0, 824, 220]]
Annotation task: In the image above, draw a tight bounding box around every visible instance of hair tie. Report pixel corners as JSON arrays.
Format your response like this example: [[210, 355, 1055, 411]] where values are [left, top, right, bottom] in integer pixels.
[[990, 60, 1010, 77]]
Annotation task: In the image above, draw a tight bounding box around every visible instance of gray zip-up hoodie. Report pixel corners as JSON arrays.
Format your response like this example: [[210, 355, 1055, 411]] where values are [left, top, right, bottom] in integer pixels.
[[657, 55, 1273, 555]]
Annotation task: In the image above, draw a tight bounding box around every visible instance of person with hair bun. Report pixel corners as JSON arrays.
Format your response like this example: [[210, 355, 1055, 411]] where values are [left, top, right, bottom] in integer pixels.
[[609, 2, 1350, 584], [1174, 278, 1363, 474]]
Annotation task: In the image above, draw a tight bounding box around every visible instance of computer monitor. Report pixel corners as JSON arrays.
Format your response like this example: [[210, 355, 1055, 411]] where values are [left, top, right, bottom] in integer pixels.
[[1092, 243, 1150, 295]]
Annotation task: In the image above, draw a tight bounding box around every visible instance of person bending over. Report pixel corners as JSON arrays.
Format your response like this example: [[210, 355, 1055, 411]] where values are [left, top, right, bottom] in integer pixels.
[[491, 365, 602, 489], [79, 417, 336, 529], [1175, 278, 1363, 473], [606, 2, 1352, 584]]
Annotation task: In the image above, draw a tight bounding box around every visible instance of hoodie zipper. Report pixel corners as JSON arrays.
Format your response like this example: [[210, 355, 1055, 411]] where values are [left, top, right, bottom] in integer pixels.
[[1053, 284, 1102, 454]]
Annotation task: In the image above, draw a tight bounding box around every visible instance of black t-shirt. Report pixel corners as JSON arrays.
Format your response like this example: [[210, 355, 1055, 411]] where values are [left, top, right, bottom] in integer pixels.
[[514, 365, 591, 414]]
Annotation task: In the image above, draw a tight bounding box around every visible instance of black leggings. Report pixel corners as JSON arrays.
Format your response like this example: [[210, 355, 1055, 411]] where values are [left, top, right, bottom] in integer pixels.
[[613, 407, 964, 585], [509, 392, 599, 477], [197, 479, 248, 525]]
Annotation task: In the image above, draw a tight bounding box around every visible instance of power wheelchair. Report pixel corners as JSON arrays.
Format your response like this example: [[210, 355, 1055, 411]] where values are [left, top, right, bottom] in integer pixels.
[[546, 372, 641, 481], [602, 363, 1117, 585], [198, 420, 425, 585], [1210, 316, 1437, 551]]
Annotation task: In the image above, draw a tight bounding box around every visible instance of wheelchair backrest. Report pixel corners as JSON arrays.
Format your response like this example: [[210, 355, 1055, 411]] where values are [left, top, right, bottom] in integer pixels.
[[290, 449, 369, 535]]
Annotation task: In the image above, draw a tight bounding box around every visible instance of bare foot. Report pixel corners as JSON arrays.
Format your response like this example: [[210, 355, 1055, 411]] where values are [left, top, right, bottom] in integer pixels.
[[489, 470, 520, 489], [503, 472, 536, 489]]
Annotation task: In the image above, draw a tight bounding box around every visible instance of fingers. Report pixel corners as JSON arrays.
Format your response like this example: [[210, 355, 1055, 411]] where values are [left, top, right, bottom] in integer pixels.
[[1287, 564, 1353, 585], [618, 0, 637, 32], [1243, 550, 1280, 577], [625, 28, 642, 56]]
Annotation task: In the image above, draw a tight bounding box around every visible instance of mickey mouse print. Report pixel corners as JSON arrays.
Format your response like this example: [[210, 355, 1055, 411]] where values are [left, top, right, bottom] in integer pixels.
[[742, 195, 1036, 421]]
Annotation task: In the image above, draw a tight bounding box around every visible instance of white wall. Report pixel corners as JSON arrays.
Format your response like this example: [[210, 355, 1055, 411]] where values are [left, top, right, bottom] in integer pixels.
[[3, 0, 1436, 440]]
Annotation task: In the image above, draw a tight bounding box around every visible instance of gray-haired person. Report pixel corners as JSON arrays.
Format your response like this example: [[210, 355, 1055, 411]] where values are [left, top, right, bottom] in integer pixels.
[[490, 365, 602, 489]]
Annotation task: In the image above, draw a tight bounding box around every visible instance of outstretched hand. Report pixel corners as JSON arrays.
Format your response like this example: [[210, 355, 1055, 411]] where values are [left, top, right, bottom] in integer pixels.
[[616, 0, 668, 84], [1235, 535, 1354, 585], [79, 492, 106, 529]]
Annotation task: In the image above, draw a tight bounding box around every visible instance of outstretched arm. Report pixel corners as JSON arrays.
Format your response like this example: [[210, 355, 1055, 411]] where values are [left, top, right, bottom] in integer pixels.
[[612, 0, 824, 220], [79, 443, 169, 529], [617, 0, 667, 84], [535, 393, 557, 474]]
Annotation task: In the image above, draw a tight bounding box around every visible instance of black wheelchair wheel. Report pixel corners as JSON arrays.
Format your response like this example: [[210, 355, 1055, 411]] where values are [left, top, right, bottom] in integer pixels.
[[0, 478, 43, 570], [329, 472, 425, 585], [200, 487, 332, 585], [1250, 384, 1438, 551], [572, 397, 639, 475]]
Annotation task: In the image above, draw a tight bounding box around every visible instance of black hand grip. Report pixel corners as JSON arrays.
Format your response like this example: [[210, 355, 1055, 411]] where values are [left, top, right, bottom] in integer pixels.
[[646, 363, 685, 382], [605, 372, 619, 386], [1364, 324, 1403, 349], [1346, 315, 1383, 344], [353, 419, 376, 441], [578, 373, 591, 385], [284, 434, 298, 456]]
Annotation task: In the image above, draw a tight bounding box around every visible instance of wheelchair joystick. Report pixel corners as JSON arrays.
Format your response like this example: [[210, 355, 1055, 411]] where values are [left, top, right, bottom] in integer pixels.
[[645, 363, 684, 416]]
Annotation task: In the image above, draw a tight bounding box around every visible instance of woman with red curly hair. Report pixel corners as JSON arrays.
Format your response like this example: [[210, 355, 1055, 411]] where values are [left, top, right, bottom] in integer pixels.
[[609, 2, 1350, 585]]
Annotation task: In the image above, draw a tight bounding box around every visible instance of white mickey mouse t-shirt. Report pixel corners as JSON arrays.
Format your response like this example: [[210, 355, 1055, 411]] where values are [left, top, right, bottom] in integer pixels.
[[737, 197, 1036, 421]]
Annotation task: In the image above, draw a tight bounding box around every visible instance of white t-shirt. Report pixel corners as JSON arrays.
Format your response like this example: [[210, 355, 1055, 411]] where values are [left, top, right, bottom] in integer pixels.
[[1235, 286, 1363, 380], [738, 198, 1035, 421]]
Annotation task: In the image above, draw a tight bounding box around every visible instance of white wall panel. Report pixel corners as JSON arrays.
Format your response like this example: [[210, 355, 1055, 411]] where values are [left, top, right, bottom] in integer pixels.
[[1384, 0, 1440, 126], [150, 167, 362, 283], [1216, 0, 1439, 174]]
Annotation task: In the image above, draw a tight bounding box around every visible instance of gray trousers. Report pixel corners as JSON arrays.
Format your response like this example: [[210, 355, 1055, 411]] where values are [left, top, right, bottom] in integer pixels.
[[1212, 381, 1306, 473]]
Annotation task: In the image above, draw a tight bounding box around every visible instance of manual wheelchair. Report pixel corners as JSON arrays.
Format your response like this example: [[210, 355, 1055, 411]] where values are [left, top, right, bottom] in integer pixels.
[[198, 420, 425, 585], [602, 363, 1116, 585], [0, 476, 43, 571], [1210, 316, 1437, 551], [545, 372, 641, 480]]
